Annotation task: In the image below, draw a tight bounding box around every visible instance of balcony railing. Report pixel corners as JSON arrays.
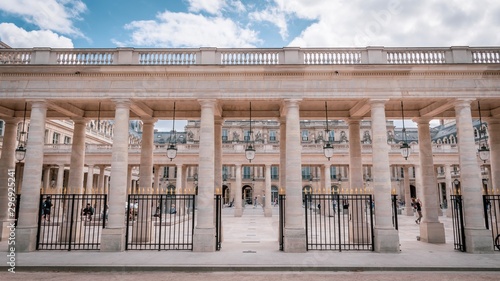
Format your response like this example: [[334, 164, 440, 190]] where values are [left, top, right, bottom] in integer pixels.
[[1, 47, 498, 66]]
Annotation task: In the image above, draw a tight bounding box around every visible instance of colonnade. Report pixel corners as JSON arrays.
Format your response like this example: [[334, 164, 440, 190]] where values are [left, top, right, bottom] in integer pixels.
[[0, 98, 496, 254]]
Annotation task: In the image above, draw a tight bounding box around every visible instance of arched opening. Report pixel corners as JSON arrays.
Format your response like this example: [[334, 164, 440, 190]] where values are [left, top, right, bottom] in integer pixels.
[[242, 185, 253, 205]]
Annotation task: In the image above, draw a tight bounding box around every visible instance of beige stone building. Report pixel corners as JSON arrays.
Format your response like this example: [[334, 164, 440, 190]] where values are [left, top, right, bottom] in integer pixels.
[[0, 45, 498, 254]]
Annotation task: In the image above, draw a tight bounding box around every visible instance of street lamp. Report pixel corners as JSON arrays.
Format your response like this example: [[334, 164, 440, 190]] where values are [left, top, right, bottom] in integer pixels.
[[400, 101, 411, 160], [245, 102, 256, 162], [166, 102, 177, 161], [323, 101, 334, 160], [15, 102, 28, 162], [477, 100, 490, 163], [453, 178, 460, 195]]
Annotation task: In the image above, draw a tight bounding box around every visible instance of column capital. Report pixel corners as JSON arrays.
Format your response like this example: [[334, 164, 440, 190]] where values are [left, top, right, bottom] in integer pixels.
[[413, 117, 433, 125], [198, 99, 217, 107], [3, 117, 21, 125], [369, 99, 389, 106], [454, 98, 474, 108], [28, 100, 48, 109], [71, 117, 88, 124], [347, 117, 362, 124], [112, 99, 131, 108], [141, 118, 158, 125]]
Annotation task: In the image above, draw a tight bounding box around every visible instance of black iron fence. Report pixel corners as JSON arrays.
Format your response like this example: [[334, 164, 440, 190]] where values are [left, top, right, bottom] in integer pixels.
[[391, 194, 399, 230], [278, 194, 286, 251], [36, 194, 107, 250], [215, 194, 222, 251], [14, 194, 21, 227], [483, 195, 500, 251], [450, 195, 466, 252], [304, 194, 374, 251], [125, 194, 195, 250]]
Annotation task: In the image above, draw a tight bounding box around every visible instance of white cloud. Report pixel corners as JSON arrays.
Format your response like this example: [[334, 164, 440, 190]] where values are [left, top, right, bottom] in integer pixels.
[[117, 11, 261, 48], [257, 0, 500, 47], [187, 0, 246, 15], [0, 0, 86, 36], [0, 23, 74, 48], [249, 7, 289, 39]]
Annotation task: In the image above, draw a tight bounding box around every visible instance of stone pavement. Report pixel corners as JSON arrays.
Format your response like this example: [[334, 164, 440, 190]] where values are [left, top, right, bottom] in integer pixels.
[[2, 205, 500, 272]]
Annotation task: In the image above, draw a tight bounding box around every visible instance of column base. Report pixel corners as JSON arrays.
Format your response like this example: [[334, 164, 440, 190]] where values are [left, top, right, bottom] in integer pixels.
[[419, 221, 445, 243], [0, 220, 15, 241], [193, 227, 216, 252], [464, 228, 494, 253], [264, 207, 272, 217], [100, 227, 126, 252], [445, 208, 452, 218], [284, 228, 306, 253], [373, 227, 400, 253], [234, 207, 243, 217], [15, 226, 38, 252]]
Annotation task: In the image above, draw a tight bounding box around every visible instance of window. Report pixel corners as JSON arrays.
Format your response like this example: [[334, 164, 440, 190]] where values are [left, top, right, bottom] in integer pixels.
[[271, 166, 279, 180], [44, 129, 49, 144], [330, 166, 337, 179], [269, 130, 277, 142], [222, 129, 228, 142], [243, 166, 251, 179], [301, 166, 311, 180], [328, 130, 334, 142], [0, 120, 4, 136], [52, 132, 60, 144], [64, 136, 71, 144], [302, 130, 309, 141], [244, 130, 251, 141]]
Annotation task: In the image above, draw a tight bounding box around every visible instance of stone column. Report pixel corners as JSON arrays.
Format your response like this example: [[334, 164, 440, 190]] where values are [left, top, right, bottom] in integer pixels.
[[404, 166, 413, 216], [348, 118, 368, 242], [68, 118, 87, 194], [264, 164, 272, 217], [153, 165, 160, 195], [98, 165, 106, 194], [193, 99, 216, 252], [444, 165, 453, 217], [415, 118, 445, 243], [488, 118, 500, 197], [140, 118, 155, 194], [176, 164, 184, 215], [17, 101, 47, 252], [0, 118, 19, 241], [455, 99, 493, 253], [127, 165, 133, 194], [234, 164, 243, 217], [56, 164, 65, 194], [348, 119, 364, 192], [283, 99, 306, 252], [133, 118, 155, 242], [86, 164, 94, 194], [101, 99, 130, 252], [43, 166, 51, 194], [321, 164, 332, 216], [370, 99, 399, 252]]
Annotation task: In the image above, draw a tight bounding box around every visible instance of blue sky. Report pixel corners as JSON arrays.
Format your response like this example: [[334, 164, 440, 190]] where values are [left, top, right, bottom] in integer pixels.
[[0, 0, 498, 130]]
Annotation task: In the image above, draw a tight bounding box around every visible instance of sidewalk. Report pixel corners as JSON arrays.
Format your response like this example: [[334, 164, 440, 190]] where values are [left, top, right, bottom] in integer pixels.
[[3, 206, 500, 272]]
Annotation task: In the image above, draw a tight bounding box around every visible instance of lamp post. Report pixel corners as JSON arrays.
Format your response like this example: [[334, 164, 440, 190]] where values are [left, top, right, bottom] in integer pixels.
[[453, 178, 460, 195], [323, 102, 334, 160], [15, 102, 28, 162], [166, 102, 177, 161], [477, 100, 490, 163], [245, 102, 256, 162], [400, 101, 411, 160]]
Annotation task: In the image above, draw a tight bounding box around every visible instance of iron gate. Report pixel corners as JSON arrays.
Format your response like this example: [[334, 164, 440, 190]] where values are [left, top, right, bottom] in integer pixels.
[[36, 194, 107, 250], [483, 195, 500, 251], [305, 194, 374, 251], [450, 195, 466, 252], [278, 194, 286, 251], [125, 194, 195, 250], [215, 194, 222, 251]]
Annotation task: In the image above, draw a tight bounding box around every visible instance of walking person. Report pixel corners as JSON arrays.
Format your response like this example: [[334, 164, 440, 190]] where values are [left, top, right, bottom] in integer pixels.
[[412, 198, 422, 224]]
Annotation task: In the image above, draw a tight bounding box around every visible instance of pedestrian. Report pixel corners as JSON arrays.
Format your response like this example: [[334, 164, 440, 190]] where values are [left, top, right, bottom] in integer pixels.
[[42, 196, 53, 222], [253, 196, 258, 208], [412, 198, 422, 224], [82, 203, 94, 221]]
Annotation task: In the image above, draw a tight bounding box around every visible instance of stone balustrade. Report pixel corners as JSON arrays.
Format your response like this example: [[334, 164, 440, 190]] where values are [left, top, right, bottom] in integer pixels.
[[1, 46, 498, 65]]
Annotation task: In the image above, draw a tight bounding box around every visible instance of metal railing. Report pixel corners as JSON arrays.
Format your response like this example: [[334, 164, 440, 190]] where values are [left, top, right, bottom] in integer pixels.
[[450, 195, 466, 252], [36, 194, 107, 250], [391, 194, 399, 230], [215, 194, 222, 251], [483, 195, 500, 251], [304, 194, 374, 251], [279, 194, 286, 251], [125, 194, 195, 250], [14, 194, 21, 227]]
